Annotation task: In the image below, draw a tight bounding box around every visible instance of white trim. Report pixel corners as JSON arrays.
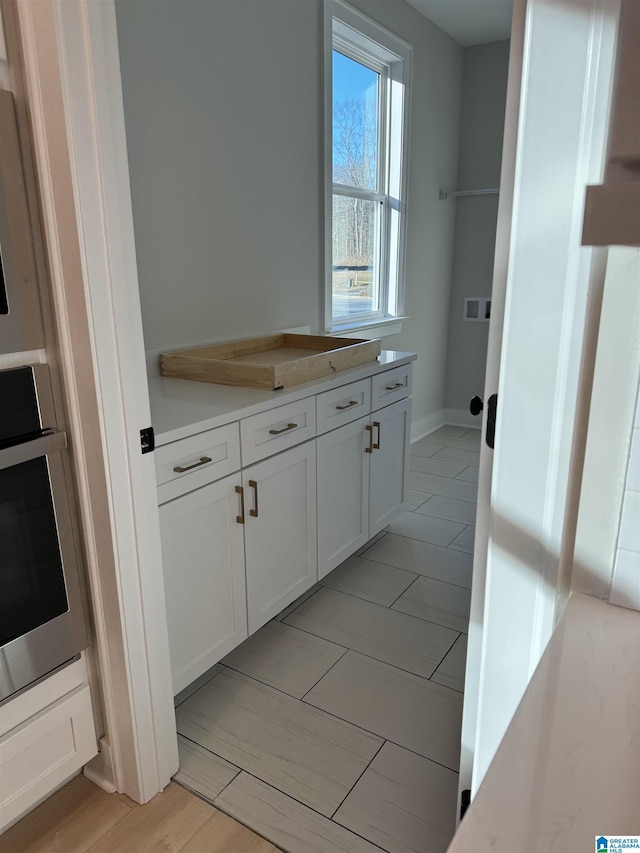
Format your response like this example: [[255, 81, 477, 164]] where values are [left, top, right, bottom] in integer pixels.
[[84, 736, 116, 794], [410, 411, 446, 443], [323, 0, 411, 334], [15, 0, 177, 802], [442, 408, 483, 430], [330, 315, 406, 339], [331, 4, 411, 64], [409, 409, 481, 444]]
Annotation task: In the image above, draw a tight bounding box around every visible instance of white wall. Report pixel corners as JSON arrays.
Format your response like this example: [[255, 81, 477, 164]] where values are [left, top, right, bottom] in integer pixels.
[[444, 40, 510, 414], [114, 0, 464, 428], [573, 248, 640, 601], [610, 370, 640, 611]]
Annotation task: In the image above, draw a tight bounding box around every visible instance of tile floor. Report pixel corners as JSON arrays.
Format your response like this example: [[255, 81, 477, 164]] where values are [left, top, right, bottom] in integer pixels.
[[173, 425, 480, 853]]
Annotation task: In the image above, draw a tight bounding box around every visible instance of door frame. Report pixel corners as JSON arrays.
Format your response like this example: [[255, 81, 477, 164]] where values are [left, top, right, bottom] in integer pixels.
[[11, 0, 177, 801]]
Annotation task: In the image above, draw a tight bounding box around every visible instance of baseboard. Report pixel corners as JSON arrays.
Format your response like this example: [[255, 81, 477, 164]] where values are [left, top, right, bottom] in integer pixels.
[[411, 408, 481, 443], [410, 411, 447, 443], [442, 408, 481, 429], [83, 737, 116, 793]]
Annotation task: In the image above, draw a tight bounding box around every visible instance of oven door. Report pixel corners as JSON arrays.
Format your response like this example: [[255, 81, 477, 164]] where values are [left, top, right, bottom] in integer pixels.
[[0, 89, 44, 354], [0, 432, 88, 701]]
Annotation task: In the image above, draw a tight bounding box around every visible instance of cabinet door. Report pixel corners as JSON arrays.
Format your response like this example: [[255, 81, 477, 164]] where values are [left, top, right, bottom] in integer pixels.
[[159, 474, 247, 695], [369, 397, 412, 537], [317, 415, 370, 579], [243, 441, 317, 633]]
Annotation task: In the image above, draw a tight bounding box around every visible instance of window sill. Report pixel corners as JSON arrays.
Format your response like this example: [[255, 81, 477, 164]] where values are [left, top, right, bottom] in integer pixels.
[[327, 316, 407, 340]]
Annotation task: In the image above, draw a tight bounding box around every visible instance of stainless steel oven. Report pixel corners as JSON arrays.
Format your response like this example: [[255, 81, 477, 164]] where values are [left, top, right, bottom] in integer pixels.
[[0, 365, 87, 702], [0, 88, 44, 354]]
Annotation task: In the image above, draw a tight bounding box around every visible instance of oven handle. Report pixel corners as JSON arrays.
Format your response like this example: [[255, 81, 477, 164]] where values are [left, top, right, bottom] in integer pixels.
[[0, 430, 67, 470]]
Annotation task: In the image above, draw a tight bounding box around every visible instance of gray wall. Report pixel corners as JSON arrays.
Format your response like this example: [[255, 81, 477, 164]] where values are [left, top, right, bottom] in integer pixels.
[[115, 0, 464, 427], [444, 40, 510, 413], [115, 0, 322, 349]]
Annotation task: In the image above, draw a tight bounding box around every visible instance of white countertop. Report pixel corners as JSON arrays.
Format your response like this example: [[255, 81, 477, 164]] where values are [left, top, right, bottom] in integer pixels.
[[148, 350, 416, 445], [448, 593, 640, 853]]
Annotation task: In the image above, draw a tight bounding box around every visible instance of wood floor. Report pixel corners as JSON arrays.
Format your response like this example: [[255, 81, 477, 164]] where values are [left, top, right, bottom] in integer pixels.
[[0, 775, 277, 853]]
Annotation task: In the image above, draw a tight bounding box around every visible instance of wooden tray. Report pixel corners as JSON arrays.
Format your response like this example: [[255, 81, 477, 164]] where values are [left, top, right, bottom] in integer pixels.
[[160, 334, 382, 390]]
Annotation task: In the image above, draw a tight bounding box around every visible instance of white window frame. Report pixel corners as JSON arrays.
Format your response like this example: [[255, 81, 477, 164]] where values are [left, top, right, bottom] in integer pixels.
[[324, 0, 411, 335]]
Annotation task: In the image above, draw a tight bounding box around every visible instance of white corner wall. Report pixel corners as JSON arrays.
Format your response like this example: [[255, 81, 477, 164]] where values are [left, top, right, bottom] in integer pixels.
[[573, 248, 640, 601], [610, 364, 640, 611], [114, 0, 464, 429]]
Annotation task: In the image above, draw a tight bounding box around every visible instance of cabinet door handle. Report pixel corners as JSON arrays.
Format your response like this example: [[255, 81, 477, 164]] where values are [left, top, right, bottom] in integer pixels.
[[173, 455, 212, 473], [385, 381, 404, 391], [249, 479, 259, 517], [336, 400, 359, 411], [235, 485, 245, 524], [373, 421, 381, 450], [365, 424, 374, 453], [268, 422, 298, 435]]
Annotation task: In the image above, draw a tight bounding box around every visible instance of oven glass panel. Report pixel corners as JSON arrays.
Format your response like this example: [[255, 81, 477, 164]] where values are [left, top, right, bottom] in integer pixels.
[[0, 367, 41, 444], [0, 456, 68, 646], [0, 244, 8, 314]]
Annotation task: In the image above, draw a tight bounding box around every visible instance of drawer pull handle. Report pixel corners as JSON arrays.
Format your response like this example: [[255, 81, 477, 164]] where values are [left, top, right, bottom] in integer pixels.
[[269, 422, 298, 435], [173, 456, 212, 473], [249, 479, 259, 517], [385, 382, 404, 390], [365, 424, 374, 453], [235, 485, 245, 524], [373, 421, 381, 450], [336, 400, 359, 411]]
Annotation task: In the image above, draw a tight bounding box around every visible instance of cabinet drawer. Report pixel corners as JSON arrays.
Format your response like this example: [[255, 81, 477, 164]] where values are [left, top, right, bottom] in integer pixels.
[[372, 364, 413, 409], [240, 397, 316, 465], [156, 423, 241, 504], [316, 378, 371, 435]]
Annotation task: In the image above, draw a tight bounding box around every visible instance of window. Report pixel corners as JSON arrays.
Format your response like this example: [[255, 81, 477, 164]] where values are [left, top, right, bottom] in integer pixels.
[[325, 0, 411, 332]]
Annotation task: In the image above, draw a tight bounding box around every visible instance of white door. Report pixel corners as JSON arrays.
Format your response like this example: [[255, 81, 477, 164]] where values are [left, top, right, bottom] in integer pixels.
[[243, 441, 318, 632], [159, 473, 247, 695], [459, 0, 620, 809]]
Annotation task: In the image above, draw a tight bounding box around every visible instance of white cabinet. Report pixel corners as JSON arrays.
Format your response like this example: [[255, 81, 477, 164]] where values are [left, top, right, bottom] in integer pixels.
[[159, 473, 247, 695], [317, 396, 411, 579], [0, 659, 97, 832], [158, 438, 317, 691], [155, 357, 414, 694], [369, 396, 412, 537], [243, 441, 317, 632], [317, 415, 370, 578]]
